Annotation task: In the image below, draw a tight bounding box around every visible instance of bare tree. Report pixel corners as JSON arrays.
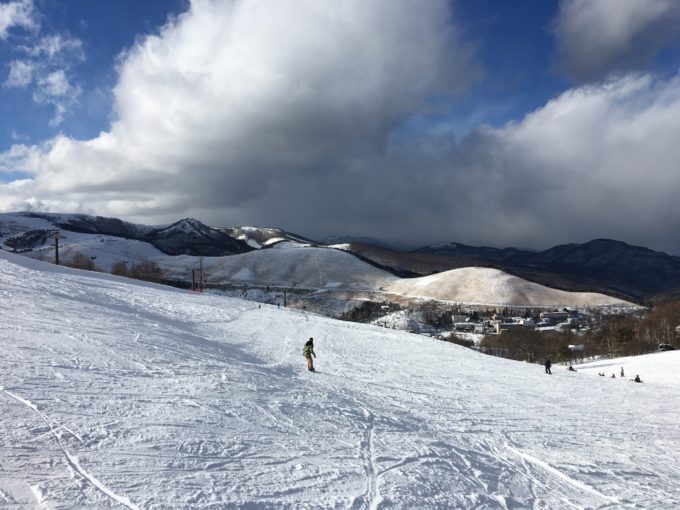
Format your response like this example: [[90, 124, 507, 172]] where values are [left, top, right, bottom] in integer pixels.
[[64, 251, 96, 271]]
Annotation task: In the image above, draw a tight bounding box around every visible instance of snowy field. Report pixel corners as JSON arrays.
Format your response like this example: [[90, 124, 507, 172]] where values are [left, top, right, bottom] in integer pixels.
[[1, 250, 679, 509]]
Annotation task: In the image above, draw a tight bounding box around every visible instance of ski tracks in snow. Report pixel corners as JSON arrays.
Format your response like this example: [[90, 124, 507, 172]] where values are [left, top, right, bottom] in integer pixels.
[[309, 373, 381, 510], [352, 401, 379, 510], [0, 386, 141, 510], [503, 441, 618, 508]]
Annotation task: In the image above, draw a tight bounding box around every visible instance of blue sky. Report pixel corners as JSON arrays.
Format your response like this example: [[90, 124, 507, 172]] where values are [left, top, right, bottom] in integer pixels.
[[0, 0, 187, 150], [1, 0, 680, 252]]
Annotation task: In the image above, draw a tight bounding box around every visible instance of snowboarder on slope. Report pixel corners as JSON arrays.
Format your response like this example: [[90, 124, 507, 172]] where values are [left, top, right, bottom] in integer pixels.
[[634, 374, 642, 383], [544, 358, 552, 374], [620, 367, 625, 377], [568, 365, 576, 372], [303, 337, 316, 372]]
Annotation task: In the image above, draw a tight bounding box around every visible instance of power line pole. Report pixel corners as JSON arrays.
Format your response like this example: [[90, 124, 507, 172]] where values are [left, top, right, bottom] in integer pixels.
[[191, 267, 195, 291], [199, 256, 203, 292]]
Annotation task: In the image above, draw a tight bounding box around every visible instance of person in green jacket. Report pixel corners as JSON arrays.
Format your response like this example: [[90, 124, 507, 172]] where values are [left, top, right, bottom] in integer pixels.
[[303, 337, 316, 371]]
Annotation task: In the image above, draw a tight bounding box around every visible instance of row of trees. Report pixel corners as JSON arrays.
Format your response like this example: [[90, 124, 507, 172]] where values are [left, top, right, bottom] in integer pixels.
[[110, 260, 164, 283], [340, 301, 400, 322], [583, 301, 680, 357], [480, 329, 575, 363], [481, 302, 680, 363], [58, 251, 165, 284]]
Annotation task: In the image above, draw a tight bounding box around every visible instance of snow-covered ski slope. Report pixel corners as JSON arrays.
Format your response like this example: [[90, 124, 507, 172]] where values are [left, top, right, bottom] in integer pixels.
[[1, 250, 677, 509]]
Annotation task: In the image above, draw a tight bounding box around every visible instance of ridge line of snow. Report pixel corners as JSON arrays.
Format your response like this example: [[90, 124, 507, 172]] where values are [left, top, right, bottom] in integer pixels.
[[0, 386, 141, 510]]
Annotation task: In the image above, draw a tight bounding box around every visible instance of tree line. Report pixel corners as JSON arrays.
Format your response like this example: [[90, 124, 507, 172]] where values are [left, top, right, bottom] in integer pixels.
[[58, 250, 164, 284], [481, 302, 680, 363]]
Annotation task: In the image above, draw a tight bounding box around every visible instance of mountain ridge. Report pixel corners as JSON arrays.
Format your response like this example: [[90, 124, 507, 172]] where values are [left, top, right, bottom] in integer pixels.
[[410, 238, 680, 300], [0, 211, 673, 303]]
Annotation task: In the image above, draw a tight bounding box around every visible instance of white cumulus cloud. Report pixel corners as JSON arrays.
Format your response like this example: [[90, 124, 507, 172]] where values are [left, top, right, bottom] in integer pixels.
[[32, 69, 81, 126], [5, 59, 33, 87], [2, 15, 85, 124], [0, 0, 36, 39], [36, 70, 70, 97], [1, 0, 478, 218]]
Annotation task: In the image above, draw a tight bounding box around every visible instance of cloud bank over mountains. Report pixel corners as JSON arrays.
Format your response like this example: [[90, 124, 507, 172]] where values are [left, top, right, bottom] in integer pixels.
[[1, 0, 680, 253]]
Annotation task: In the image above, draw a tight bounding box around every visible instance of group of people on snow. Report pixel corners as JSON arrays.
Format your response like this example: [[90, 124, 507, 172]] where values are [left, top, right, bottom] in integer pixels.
[[594, 370, 643, 382], [558, 363, 645, 382], [546, 357, 643, 382]]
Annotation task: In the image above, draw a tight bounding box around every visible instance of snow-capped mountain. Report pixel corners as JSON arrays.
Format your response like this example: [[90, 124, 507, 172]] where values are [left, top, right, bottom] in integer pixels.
[[144, 218, 252, 256], [0, 212, 252, 257], [216, 225, 316, 249], [412, 239, 680, 300], [0, 250, 677, 508], [0, 212, 638, 309], [163, 245, 395, 291], [386, 267, 628, 307]]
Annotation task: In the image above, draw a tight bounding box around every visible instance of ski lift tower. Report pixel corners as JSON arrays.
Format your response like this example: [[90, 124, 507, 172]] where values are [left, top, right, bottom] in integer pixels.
[[48, 230, 64, 265]]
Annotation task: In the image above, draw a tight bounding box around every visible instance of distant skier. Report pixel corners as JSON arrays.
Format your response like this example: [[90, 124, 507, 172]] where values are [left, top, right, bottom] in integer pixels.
[[634, 374, 642, 383], [544, 358, 552, 375], [611, 373, 616, 378], [568, 365, 576, 372], [303, 337, 316, 372], [620, 367, 625, 377]]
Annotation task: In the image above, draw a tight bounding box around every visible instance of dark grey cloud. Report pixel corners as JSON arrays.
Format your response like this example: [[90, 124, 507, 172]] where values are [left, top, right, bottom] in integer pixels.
[[552, 0, 680, 82], [197, 74, 680, 254]]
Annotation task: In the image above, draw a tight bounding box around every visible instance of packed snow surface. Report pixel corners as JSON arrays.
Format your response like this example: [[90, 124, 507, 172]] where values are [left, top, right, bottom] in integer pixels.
[[1, 251, 678, 508]]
